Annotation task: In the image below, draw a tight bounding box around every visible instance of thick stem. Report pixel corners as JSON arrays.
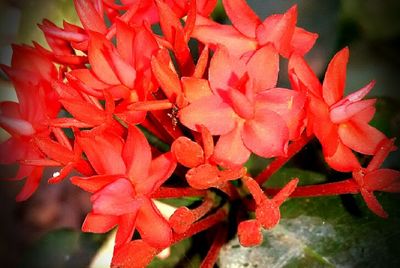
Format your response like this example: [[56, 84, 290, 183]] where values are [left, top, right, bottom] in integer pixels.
[[264, 179, 359, 198], [256, 134, 314, 185]]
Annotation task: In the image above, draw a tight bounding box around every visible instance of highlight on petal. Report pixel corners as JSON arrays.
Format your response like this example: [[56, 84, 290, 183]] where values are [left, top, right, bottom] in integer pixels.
[[171, 137, 205, 168], [212, 123, 251, 168], [73, 0, 107, 34], [243, 112, 289, 160], [222, 0, 261, 38], [178, 95, 236, 135], [291, 27, 318, 56], [322, 47, 349, 106]]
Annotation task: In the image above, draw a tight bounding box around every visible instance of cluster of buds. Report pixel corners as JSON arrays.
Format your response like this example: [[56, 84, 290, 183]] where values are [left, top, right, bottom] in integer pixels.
[[1, 0, 399, 267]]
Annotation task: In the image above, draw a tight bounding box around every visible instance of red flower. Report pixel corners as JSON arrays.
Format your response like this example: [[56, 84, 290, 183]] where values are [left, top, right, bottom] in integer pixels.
[[289, 47, 386, 171], [192, 1, 318, 58], [71, 125, 176, 249], [179, 45, 305, 167]]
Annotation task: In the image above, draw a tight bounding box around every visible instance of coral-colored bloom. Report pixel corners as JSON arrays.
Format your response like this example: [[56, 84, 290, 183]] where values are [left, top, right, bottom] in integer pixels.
[[179, 45, 305, 167], [192, 1, 318, 58], [71, 125, 176, 249], [289, 47, 386, 171]]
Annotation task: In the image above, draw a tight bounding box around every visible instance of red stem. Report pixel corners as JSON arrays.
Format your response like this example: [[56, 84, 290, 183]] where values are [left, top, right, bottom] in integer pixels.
[[256, 134, 314, 185], [264, 179, 359, 198], [200, 224, 228, 268], [173, 208, 227, 243], [152, 187, 207, 198]]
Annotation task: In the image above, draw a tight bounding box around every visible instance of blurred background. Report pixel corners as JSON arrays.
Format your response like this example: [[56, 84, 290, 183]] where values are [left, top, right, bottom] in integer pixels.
[[0, 0, 399, 267]]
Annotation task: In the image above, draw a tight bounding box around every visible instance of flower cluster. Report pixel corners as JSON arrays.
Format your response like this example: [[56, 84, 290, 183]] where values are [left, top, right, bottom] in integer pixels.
[[1, 0, 399, 267]]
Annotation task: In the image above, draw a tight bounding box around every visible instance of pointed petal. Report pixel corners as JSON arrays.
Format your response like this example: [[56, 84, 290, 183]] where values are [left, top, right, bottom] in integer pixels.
[[73, 0, 107, 34], [82, 212, 119, 233], [200, 124, 214, 160], [288, 54, 321, 97], [35, 137, 74, 164], [222, 0, 261, 38], [88, 32, 120, 85], [360, 188, 388, 218], [68, 69, 109, 89], [171, 137, 204, 168], [242, 109, 289, 158], [322, 47, 349, 106], [103, 45, 136, 89], [115, 213, 138, 248], [192, 16, 258, 57], [273, 178, 299, 206], [136, 198, 173, 248], [70, 174, 122, 193], [78, 132, 126, 175], [325, 141, 361, 172], [291, 27, 318, 56], [247, 44, 279, 92], [122, 125, 152, 183], [338, 121, 386, 155], [134, 152, 176, 194], [60, 98, 107, 126], [213, 123, 251, 168], [16, 167, 43, 201], [116, 20, 135, 64], [155, 0, 183, 43], [178, 95, 236, 135]]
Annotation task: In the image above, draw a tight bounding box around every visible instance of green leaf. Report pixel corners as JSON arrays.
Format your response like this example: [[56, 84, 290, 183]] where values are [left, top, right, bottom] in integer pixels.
[[19, 229, 105, 268], [219, 194, 400, 267]]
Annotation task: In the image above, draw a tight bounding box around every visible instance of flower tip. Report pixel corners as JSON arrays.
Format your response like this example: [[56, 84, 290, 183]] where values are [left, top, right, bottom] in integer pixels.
[[238, 219, 263, 247]]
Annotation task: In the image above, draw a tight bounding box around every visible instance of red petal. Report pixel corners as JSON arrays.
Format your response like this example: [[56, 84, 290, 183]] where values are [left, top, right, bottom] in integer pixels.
[[151, 51, 182, 102], [291, 27, 318, 56], [60, 98, 106, 126], [69, 69, 110, 89], [16, 166, 43, 201], [134, 152, 176, 195], [123, 125, 152, 182], [88, 32, 120, 85], [364, 169, 400, 192], [338, 121, 386, 155], [186, 164, 220, 189], [322, 47, 349, 106], [82, 212, 118, 233], [247, 44, 279, 92], [288, 54, 321, 97], [73, 0, 107, 34], [115, 213, 137, 248], [325, 141, 361, 172], [360, 188, 388, 218], [78, 132, 126, 175], [256, 5, 297, 58], [255, 88, 306, 140], [238, 220, 262, 247], [181, 77, 212, 103], [222, 0, 261, 38], [112, 240, 158, 268], [171, 137, 204, 168], [91, 178, 140, 216], [35, 137, 74, 164], [242, 109, 289, 158], [116, 20, 135, 64], [213, 123, 251, 168], [208, 46, 246, 94], [178, 95, 236, 135], [70, 174, 122, 193], [0, 138, 27, 164], [192, 16, 258, 57], [136, 198, 173, 248], [155, 0, 183, 44]]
